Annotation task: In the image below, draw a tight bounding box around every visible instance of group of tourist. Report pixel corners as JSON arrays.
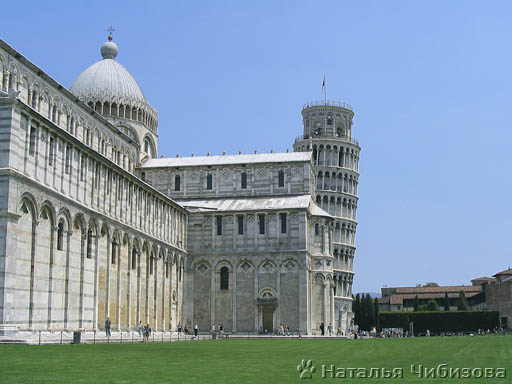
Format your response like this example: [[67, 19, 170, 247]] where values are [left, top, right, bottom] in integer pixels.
[[136, 322, 152, 341], [177, 322, 200, 337]]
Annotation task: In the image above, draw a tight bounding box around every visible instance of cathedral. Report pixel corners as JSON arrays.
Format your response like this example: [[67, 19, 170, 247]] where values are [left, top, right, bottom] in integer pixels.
[[0, 34, 360, 337]]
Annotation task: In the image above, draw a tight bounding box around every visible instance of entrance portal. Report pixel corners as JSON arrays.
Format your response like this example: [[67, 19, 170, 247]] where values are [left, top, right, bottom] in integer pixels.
[[263, 306, 274, 333]]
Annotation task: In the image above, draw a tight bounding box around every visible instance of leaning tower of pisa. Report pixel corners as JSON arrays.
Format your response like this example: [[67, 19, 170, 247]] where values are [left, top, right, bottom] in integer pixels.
[[293, 100, 360, 332]]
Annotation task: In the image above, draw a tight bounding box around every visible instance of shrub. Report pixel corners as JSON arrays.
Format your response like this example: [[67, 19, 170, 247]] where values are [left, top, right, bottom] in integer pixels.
[[379, 311, 499, 333]]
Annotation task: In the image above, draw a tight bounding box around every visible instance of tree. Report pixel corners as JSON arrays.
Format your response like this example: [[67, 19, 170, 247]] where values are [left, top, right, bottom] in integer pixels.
[[423, 282, 439, 287], [353, 294, 361, 327], [457, 290, 468, 311], [360, 294, 374, 331], [413, 295, 420, 312], [426, 299, 439, 311], [444, 292, 450, 311], [366, 294, 375, 330], [373, 297, 380, 331]]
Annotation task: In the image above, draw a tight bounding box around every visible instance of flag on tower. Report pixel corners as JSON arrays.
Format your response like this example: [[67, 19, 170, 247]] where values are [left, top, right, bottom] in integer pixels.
[[322, 75, 326, 104]]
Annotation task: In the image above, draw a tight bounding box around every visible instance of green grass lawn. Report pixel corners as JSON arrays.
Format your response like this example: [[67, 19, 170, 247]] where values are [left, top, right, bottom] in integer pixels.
[[0, 336, 510, 383]]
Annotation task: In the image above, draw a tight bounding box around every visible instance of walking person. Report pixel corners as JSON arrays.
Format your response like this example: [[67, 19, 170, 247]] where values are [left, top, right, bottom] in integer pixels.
[[194, 323, 198, 337], [146, 324, 151, 342], [105, 317, 111, 337], [142, 324, 147, 342], [184, 323, 189, 335], [138, 321, 143, 337]]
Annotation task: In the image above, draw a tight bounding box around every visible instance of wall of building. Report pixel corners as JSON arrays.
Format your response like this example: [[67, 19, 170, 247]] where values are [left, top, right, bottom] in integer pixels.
[[486, 282, 512, 329], [141, 161, 314, 200]]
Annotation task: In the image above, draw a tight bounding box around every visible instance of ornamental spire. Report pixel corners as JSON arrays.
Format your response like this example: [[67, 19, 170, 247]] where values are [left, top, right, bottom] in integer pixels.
[[107, 26, 115, 41]]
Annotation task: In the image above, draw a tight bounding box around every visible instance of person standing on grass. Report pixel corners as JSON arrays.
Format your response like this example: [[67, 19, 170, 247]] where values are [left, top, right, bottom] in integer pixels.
[[105, 317, 111, 337], [185, 323, 189, 335], [138, 322, 143, 337], [178, 323, 182, 333], [328, 323, 332, 336], [194, 323, 198, 337], [320, 322, 325, 336], [146, 324, 151, 341]]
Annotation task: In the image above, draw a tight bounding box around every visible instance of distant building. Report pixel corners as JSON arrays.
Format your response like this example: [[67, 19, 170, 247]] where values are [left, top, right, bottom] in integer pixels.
[[379, 285, 485, 312], [485, 268, 512, 330], [380, 268, 512, 330]]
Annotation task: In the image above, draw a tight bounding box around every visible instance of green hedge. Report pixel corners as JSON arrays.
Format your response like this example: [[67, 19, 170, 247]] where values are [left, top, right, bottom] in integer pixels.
[[379, 311, 499, 333]]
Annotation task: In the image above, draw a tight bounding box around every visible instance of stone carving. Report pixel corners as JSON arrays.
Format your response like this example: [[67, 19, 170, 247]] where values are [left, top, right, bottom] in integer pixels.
[[282, 260, 297, 273], [259, 260, 274, 274], [239, 261, 253, 273], [247, 214, 255, 223], [197, 262, 209, 273], [268, 213, 276, 221], [226, 215, 233, 224]]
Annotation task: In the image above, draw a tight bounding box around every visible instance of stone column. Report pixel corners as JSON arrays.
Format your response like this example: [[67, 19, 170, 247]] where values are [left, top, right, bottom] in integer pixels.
[[254, 266, 259, 331], [116, 242, 121, 330], [127, 241, 132, 329], [276, 266, 281, 328], [210, 264, 216, 327], [232, 263, 237, 333], [323, 281, 328, 336], [106, 239, 112, 319], [79, 231, 86, 329], [330, 283, 335, 331], [2, 71, 9, 91], [47, 225, 56, 330]]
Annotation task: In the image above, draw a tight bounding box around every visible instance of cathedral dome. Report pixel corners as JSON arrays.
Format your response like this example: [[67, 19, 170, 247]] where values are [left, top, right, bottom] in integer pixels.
[[69, 34, 157, 135], [70, 39, 146, 106]]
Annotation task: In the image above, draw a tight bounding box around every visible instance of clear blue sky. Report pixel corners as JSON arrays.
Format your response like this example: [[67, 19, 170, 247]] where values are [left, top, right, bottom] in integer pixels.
[[4, 1, 512, 293]]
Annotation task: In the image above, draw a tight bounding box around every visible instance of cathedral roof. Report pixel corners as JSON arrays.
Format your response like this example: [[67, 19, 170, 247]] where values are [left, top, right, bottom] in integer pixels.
[[141, 152, 312, 168], [69, 35, 149, 109], [178, 195, 332, 218]]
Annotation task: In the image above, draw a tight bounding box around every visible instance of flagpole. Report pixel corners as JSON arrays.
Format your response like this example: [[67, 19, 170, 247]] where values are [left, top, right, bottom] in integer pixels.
[[322, 75, 326, 105]]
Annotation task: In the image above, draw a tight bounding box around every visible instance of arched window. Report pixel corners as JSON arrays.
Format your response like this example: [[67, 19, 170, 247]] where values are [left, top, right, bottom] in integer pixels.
[[57, 222, 64, 251], [111, 241, 117, 265], [31, 90, 37, 109], [131, 248, 137, 270], [220, 266, 229, 290], [52, 105, 57, 122], [315, 223, 319, 236], [150, 256, 154, 275], [241, 172, 247, 189], [144, 137, 154, 158], [206, 174, 213, 190], [86, 229, 93, 259], [278, 170, 285, 188], [175, 175, 181, 191]]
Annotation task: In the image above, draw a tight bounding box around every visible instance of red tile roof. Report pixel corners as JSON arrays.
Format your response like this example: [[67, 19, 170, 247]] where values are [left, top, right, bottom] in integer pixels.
[[493, 268, 512, 277]]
